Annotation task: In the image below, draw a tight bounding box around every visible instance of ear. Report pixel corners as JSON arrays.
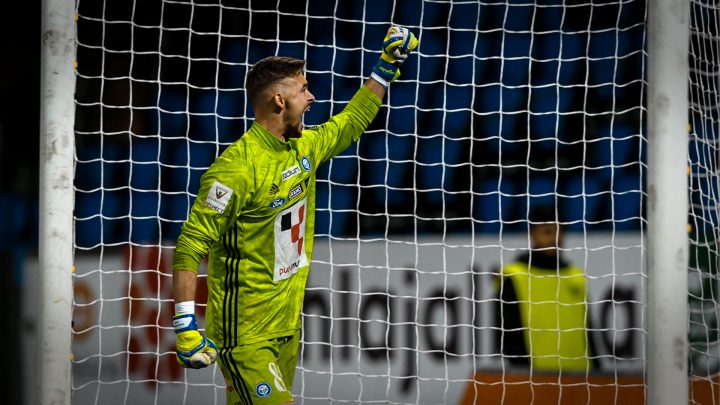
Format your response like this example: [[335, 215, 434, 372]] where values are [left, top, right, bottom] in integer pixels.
[[272, 92, 285, 111]]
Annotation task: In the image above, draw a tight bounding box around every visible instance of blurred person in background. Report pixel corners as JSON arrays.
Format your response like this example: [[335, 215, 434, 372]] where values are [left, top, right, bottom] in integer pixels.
[[494, 204, 600, 373]]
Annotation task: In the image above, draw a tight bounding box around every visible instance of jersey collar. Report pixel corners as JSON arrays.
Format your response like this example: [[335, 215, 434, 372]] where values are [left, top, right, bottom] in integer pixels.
[[248, 122, 292, 152]]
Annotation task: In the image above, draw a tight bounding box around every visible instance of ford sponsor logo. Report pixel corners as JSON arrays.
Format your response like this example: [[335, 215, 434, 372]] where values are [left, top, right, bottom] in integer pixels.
[[269, 197, 286, 209]]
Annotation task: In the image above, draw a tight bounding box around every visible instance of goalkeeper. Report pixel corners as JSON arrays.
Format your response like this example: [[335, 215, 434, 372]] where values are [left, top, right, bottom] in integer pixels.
[[172, 26, 418, 404]]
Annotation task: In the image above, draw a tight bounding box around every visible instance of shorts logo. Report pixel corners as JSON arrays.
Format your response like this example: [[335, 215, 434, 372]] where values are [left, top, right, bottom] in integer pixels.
[[204, 181, 233, 213], [281, 165, 301, 181], [300, 156, 311, 171], [269, 197, 286, 209], [288, 183, 303, 200], [255, 382, 272, 398]]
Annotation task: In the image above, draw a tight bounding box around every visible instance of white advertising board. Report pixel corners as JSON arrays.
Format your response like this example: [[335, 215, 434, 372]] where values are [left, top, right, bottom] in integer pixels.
[[24, 232, 647, 404]]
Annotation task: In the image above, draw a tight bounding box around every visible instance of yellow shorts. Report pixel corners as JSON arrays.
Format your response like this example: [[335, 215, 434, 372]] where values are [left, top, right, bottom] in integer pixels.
[[217, 330, 300, 405]]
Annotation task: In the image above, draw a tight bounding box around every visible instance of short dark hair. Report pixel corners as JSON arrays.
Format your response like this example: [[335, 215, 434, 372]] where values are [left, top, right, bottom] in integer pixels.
[[245, 56, 306, 103], [528, 204, 559, 228]]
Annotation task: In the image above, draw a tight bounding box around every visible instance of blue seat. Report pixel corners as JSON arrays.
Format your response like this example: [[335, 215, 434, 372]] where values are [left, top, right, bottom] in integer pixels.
[[476, 83, 502, 113], [95, 189, 127, 245], [474, 177, 520, 233], [561, 172, 605, 231], [415, 137, 445, 206], [400, 1, 424, 24], [418, 52, 443, 83], [216, 89, 244, 118], [75, 159, 102, 192], [439, 138, 467, 196], [387, 79, 415, 106], [130, 191, 159, 243], [611, 173, 642, 231], [447, 31, 480, 60], [611, 124, 641, 168], [449, 2, 480, 30], [503, 4, 533, 31], [502, 32, 531, 61], [530, 85, 558, 114], [313, 179, 354, 237], [326, 155, 358, 185], [160, 192, 191, 242], [527, 174, 557, 206], [386, 104, 416, 136], [445, 84, 473, 112], [130, 139, 160, 190], [529, 113, 560, 143], [74, 193, 102, 248], [501, 86, 527, 115]]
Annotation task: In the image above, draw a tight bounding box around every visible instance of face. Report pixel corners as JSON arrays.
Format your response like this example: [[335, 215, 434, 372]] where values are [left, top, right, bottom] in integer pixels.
[[277, 72, 315, 139], [530, 223, 563, 257]]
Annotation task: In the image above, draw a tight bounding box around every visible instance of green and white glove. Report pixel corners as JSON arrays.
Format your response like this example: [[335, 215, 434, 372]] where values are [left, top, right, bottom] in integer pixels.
[[371, 25, 419, 87], [173, 313, 218, 368]]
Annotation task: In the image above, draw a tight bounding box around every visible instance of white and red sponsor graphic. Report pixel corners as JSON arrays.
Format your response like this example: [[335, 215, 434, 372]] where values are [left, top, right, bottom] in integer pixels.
[[273, 197, 309, 281]]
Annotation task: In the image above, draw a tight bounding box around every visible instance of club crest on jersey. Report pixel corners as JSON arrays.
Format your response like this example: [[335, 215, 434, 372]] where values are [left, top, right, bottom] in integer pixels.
[[288, 183, 303, 200], [269, 197, 286, 209], [255, 382, 272, 398], [300, 155, 311, 171], [281, 165, 301, 181], [204, 181, 233, 213]]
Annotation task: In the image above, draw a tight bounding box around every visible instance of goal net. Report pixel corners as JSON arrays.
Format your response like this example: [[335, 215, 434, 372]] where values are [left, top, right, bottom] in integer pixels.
[[688, 0, 720, 391], [65, 0, 712, 404]]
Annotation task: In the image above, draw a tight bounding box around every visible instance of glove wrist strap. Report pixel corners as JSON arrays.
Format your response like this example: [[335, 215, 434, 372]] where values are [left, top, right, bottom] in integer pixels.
[[173, 313, 198, 333], [371, 58, 399, 87]]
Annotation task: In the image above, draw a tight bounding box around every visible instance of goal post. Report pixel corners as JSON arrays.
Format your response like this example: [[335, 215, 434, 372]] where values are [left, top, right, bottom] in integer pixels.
[[38, 0, 76, 403], [646, 1, 691, 405]]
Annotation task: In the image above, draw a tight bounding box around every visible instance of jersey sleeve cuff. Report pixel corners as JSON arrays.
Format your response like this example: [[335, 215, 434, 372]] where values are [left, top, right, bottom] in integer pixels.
[[172, 237, 204, 273]]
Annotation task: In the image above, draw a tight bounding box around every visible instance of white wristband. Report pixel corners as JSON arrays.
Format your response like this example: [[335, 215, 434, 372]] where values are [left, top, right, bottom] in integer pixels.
[[370, 72, 391, 88], [175, 301, 195, 315]]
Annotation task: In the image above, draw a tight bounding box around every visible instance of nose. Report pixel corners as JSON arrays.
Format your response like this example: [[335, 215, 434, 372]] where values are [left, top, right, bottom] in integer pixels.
[[307, 90, 315, 103]]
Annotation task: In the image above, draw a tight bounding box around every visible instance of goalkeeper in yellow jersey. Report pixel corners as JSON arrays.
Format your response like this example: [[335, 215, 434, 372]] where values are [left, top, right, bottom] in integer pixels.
[[171, 26, 418, 404]]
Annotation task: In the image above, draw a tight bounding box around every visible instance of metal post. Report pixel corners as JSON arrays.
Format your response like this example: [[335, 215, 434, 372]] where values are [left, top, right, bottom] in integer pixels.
[[39, 0, 76, 403], [647, 0, 690, 404]]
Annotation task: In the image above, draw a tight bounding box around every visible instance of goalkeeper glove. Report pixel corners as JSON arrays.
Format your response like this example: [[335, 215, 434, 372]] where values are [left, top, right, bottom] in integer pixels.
[[371, 25, 419, 87], [173, 313, 218, 369]]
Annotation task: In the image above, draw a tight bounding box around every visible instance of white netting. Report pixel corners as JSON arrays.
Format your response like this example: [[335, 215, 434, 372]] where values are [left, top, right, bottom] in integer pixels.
[[71, 1, 654, 404], [688, 0, 720, 401]]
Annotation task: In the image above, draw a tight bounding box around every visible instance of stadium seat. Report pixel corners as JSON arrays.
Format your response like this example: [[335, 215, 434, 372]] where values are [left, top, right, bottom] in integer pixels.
[[474, 177, 521, 233], [449, 2, 480, 31], [611, 123, 641, 168], [561, 172, 605, 232], [327, 155, 359, 185], [130, 191, 160, 244], [527, 174, 557, 207], [160, 192, 191, 242], [74, 198, 102, 248], [130, 139, 160, 190], [611, 172, 642, 231], [386, 104, 417, 138]]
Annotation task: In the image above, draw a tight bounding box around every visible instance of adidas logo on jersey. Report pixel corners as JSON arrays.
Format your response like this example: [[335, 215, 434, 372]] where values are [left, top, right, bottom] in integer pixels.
[[269, 183, 279, 195]]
